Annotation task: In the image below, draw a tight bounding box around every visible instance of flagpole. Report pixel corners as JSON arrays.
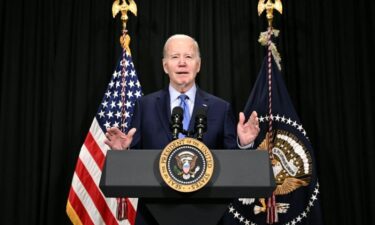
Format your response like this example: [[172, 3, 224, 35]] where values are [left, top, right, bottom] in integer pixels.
[[257, 0, 282, 224], [112, 0, 138, 221]]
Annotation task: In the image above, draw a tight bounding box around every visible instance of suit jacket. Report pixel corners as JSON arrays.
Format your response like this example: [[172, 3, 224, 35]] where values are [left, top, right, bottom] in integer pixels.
[[130, 87, 238, 225], [130, 87, 237, 150]]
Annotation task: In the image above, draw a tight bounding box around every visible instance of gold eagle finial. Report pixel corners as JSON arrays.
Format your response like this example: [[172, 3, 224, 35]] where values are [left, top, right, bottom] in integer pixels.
[[112, 0, 137, 53], [258, 0, 283, 28], [112, 0, 137, 30]]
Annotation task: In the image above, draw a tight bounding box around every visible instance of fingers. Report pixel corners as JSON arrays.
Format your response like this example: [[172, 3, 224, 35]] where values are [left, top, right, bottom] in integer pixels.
[[106, 126, 120, 135], [104, 139, 110, 145], [239, 111, 259, 126], [239, 111, 260, 129], [252, 111, 260, 133], [238, 112, 245, 125], [106, 127, 136, 138], [127, 128, 137, 138], [249, 111, 259, 126], [105, 127, 119, 141], [105, 132, 112, 141], [104, 127, 135, 150]]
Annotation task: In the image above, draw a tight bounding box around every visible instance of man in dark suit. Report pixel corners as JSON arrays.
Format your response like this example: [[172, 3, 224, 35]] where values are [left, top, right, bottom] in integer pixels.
[[104, 34, 260, 224]]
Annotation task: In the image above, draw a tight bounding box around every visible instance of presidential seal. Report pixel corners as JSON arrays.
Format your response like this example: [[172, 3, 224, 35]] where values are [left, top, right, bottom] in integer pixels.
[[159, 137, 214, 193]]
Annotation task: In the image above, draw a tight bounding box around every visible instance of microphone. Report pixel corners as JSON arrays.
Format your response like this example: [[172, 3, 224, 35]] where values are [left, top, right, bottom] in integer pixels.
[[194, 106, 207, 141], [170, 106, 183, 140]]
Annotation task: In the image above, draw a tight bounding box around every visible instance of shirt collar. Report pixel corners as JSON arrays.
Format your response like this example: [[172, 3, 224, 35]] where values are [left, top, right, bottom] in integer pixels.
[[169, 84, 197, 103]]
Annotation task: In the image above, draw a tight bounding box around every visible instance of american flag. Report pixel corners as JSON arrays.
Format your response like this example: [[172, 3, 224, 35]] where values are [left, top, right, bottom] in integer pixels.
[[66, 50, 142, 225]]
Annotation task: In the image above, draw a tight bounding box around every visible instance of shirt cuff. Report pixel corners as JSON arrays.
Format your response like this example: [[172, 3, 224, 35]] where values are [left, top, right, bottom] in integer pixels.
[[237, 138, 254, 149]]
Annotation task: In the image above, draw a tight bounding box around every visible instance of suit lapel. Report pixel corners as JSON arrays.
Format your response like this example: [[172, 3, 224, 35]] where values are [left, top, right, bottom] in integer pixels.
[[155, 88, 173, 140]]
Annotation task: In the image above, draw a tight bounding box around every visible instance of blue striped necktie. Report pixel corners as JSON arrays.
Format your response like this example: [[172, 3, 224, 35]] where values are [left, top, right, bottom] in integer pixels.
[[178, 94, 190, 138]]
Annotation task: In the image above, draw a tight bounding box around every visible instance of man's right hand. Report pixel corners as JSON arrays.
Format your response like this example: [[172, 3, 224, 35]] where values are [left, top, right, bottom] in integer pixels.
[[104, 127, 137, 150]]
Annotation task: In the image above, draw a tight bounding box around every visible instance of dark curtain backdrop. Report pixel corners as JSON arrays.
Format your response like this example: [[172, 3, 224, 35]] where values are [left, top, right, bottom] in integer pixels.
[[0, 0, 374, 224]]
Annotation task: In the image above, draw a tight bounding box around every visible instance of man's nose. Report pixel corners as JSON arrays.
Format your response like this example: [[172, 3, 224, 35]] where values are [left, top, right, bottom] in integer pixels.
[[178, 57, 187, 66]]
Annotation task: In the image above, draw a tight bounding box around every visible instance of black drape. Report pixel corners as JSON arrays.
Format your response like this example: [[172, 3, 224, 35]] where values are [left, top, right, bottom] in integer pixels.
[[0, 0, 374, 224]]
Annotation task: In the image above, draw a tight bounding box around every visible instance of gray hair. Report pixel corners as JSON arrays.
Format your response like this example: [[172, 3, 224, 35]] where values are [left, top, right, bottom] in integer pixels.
[[162, 34, 201, 58]]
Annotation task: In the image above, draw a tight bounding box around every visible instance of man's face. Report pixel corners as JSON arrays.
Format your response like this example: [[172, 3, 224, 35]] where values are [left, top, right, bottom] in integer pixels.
[[162, 37, 201, 92]]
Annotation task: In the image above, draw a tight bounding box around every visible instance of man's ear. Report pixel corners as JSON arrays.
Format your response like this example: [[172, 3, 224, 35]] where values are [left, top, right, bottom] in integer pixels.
[[196, 59, 201, 73], [162, 58, 168, 74]]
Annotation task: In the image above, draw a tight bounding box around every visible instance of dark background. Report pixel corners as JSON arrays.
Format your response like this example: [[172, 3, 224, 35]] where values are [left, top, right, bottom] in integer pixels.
[[1, 0, 374, 224]]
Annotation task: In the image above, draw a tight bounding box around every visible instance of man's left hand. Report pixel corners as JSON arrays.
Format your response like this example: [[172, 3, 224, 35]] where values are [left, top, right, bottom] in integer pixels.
[[237, 111, 260, 146]]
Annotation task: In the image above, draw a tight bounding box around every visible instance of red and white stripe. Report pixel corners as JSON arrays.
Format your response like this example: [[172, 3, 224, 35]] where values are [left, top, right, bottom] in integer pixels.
[[67, 119, 138, 225]]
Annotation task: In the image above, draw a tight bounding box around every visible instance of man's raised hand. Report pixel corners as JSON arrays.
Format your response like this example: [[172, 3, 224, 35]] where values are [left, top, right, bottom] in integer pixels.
[[104, 127, 136, 150]]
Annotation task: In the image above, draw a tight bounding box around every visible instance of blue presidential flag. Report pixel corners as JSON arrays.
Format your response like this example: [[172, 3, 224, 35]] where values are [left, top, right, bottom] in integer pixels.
[[221, 56, 324, 225]]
